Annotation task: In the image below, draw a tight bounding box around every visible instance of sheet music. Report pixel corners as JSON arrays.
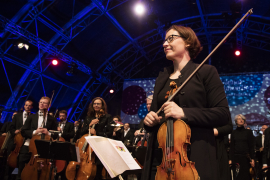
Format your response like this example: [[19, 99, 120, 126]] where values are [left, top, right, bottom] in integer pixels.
[[85, 136, 141, 178], [108, 139, 141, 170]]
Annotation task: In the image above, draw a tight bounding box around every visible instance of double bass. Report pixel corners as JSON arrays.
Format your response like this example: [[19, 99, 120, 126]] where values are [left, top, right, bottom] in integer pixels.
[[155, 9, 253, 180], [7, 132, 24, 168], [66, 110, 104, 180]]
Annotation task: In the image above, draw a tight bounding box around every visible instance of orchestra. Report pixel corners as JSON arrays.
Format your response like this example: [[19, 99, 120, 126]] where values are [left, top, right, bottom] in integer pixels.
[[1, 11, 269, 180]]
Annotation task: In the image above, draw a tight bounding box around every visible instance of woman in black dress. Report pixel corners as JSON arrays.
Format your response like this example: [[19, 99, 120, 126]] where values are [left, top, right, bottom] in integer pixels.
[[142, 25, 231, 180], [229, 114, 255, 180], [76, 97, 113, 180]]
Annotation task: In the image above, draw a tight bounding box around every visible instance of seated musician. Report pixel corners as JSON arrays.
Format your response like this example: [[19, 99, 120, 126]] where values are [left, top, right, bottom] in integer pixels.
[[57, 110, 75, 142], [75, 97, 113, 180], [112, 115, 123, 140], [17, 96, 58, 180], [1, 111, 17, 180], [121, 123, 134, 146]]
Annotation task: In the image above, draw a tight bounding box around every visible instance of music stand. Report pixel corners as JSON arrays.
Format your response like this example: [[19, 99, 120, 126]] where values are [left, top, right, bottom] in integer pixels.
[[35, 139, 78, 180]]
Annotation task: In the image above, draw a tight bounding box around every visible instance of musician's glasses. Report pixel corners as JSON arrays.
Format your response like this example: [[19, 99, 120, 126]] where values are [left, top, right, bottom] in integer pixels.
[[163, 35, 182, 44]]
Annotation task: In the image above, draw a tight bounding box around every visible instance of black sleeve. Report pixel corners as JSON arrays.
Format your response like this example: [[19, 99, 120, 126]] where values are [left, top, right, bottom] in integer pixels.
[[216, 118, 233, 137], [21, 115, 34, 139], [248, 130, 255, 159], [183, 66, 230, 127], [10, 114, 18, 137], [229, 132, 235, 162], [62, 123, 75, 141]]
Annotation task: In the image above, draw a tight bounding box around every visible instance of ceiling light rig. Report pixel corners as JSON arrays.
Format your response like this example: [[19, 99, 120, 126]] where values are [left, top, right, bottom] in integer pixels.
[[18, 43, 29, 50], [66, 63, 78, 76]]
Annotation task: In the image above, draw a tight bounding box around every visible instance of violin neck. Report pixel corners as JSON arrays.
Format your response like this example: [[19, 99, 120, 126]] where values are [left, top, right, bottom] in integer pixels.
[[166, 118, 174, 148]]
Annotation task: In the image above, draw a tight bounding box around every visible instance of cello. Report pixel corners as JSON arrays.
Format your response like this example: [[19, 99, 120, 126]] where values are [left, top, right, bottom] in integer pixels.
[[155, 9, 253, 180], [7, 132, 24, 168], [65, 110, 104, 180]]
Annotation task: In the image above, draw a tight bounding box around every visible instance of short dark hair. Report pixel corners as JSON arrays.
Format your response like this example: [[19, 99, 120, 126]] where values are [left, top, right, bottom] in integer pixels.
[[112, 115, 122, 122], [25, 100, 33, 105], [166, 25, 203, 59], [59, 110, 67, 116]]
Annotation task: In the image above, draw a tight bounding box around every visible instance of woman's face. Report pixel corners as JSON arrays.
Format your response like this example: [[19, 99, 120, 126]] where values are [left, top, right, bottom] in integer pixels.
[[236, 116, 245, 126], [93, 99, 102, 112], [163, 29, 188, 61], [113, 118, 119, 122]]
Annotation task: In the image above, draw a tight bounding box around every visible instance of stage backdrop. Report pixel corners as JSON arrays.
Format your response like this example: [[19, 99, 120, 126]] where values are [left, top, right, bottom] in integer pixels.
[[121, 73, 270, 128]]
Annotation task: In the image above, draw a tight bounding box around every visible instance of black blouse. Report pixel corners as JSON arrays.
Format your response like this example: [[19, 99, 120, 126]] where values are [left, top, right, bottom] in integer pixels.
[[79, 114, 113, 138], [229, 126, 255, 161]]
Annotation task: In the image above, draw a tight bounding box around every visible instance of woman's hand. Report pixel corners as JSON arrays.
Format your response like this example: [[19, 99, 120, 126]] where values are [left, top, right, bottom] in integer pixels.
[[90, 129, 96, 135], [89, 119, 99, 127], [144, 111, 162, 127], [213, 128, 219, 136], [161, 102, 185, 119]]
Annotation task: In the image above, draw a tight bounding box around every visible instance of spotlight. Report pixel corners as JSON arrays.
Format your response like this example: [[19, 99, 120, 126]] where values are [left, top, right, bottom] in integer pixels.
[[134, 3, 146, 16], [18, 43, 29, 50], [18, 43, 24, 49], [235, 50, 241, 56], [109, 89, 114, 94], [52, 59, 58, 66]]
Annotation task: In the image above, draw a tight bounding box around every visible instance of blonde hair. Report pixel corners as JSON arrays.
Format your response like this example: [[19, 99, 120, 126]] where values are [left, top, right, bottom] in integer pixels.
[[234, 114, 246, 125]]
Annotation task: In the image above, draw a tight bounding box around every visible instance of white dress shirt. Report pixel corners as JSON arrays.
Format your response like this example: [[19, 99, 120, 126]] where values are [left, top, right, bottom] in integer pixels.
[[124, 128, 130, 137]]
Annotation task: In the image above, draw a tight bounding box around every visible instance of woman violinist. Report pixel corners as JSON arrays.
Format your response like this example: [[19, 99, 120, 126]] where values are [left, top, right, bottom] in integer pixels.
[[76, 97, 113, 180], [142, 25, 231, 180]]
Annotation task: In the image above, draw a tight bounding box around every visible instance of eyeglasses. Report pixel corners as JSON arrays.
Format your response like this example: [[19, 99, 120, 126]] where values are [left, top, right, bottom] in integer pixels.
[[39, 102, 48, 105], [163, 35, 182, 44], [93, 103, 102, 106]]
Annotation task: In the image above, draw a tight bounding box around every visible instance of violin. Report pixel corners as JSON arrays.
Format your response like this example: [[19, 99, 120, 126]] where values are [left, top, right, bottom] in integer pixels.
[[7, 132, 24, 168], [66, 109, 104, 180]]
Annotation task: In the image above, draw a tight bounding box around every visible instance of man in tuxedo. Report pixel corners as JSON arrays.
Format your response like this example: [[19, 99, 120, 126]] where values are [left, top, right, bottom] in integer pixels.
[[17, 96, 58, 180], [3, 101, 33, 180], [10, 100, 33, 137], [57, 110, 75, 142], [122, 123, 134, 146]]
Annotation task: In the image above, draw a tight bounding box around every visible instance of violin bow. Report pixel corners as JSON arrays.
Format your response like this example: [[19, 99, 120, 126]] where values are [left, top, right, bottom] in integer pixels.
[[156, 8, 253, 114]]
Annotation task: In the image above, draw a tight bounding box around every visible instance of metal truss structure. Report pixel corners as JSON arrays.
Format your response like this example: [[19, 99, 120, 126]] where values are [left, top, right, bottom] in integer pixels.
[[1, 0, 270, 122]]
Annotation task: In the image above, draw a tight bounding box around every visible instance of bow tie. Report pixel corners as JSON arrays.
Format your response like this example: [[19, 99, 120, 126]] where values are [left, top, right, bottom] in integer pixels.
[[39, 112, 43, 116]]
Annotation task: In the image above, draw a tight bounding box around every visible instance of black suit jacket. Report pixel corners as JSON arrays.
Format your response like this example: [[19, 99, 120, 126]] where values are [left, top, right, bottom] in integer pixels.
[[61, 122, 75, 142], [255, 134, 263, 150], [21, 113, 58, 140], [142, 61, 231, 180], [10, 112, 33, 137], [121, 129, 135, 144]]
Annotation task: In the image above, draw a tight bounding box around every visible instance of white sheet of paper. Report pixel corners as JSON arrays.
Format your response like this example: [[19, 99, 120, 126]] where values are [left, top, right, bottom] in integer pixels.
[[108, 139, 141, 170], [85, 136, 141, 178]]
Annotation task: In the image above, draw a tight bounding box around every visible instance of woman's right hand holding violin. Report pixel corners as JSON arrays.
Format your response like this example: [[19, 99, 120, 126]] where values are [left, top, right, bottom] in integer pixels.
[[89, 119, 99, 127], [144, 111, 162, 127]]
